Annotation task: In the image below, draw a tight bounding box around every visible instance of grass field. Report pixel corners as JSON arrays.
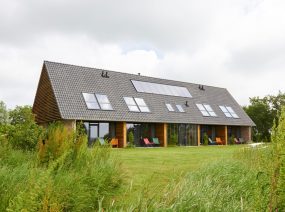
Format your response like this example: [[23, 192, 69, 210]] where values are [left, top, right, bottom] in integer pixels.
[[113, 145, 244, 208]]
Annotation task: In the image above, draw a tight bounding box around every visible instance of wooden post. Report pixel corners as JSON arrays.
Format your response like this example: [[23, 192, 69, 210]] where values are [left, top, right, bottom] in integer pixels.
[[197, 125, 201, 146], [155, 123, 167, 147], [225, 125, 228, 145], [116, 122, 127, 148]]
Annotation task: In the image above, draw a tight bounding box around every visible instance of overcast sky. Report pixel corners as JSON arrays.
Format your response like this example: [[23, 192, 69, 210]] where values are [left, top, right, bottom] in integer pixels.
[[0, 0, 285, 109]]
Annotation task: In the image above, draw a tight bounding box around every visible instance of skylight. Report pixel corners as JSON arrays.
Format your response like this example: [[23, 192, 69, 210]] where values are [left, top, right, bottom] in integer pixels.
[[124, 97, 140, 112], [176, 104, 185, 112], [82, 93, 100, 109], [219, 106, 239, 118], [82, 93, 113, 110], [166, 103, 175, 112], [131, 80, 192, 98], [95, 94, 113, 110], [134, 98, 150, 112], [124, 97, 150, 112], [196, 104, 217, 117]]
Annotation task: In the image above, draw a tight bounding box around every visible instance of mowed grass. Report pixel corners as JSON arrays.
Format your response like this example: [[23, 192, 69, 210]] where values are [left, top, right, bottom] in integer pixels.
[[112, 145, 244, 207]]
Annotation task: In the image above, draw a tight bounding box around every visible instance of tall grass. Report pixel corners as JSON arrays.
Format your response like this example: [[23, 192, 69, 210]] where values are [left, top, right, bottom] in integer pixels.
[[0, 123, 122, 211]]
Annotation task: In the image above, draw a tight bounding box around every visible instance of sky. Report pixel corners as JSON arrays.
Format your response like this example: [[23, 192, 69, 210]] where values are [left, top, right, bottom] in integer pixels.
[[0, 0, 285, 109]]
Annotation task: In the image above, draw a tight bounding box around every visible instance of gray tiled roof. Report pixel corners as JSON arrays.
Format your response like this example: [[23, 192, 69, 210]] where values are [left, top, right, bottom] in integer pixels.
[[43, 61, 255, 126]]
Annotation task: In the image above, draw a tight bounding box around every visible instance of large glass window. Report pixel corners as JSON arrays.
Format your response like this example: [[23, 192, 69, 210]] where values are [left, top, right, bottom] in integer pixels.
[[134, 98, 150, 112], [167, 123, 198, 146], [131, 80, 192, 98], [82, 122, 115, 146], [127, 123, 155, 146], [219, 106, 239, 118]]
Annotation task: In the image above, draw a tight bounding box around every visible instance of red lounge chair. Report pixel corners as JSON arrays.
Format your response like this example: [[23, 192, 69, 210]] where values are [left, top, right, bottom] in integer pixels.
[[143, 138, 154, 147]]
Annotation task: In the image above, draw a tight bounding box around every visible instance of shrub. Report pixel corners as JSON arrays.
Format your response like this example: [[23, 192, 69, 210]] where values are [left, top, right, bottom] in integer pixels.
[[203, 133, 208, 145], [0, 123, 122, 211], [7, 106, 42, 151], [127, 131, 135, 147], [169, 132, 178, 145], [270, 107, 285, 210]]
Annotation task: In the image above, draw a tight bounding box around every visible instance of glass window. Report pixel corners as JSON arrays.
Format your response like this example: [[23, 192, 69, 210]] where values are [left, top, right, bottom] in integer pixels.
[[226, 106, 239, 118], [134, 98, 150, 113], [131, 80, 192, 98], [82, 93, 100, 109], [204, 104, 217, 117], [134, 98, 147, 106], [219, 105, 239, 118], [176, 104, 185, 112], [99, 123, 109, 138], [166, 103, 175, 112], [95, 94, 113, 110], [196, 103, 217, 117], [124, 97, 140, 112]]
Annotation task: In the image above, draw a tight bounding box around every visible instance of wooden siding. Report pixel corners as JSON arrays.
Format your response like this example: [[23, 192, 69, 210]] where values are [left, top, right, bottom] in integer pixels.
[[155, 123, 167, 147], [241, 126, 251, 141], [116, 122, 127, 148], [32, 65, 61, 124]]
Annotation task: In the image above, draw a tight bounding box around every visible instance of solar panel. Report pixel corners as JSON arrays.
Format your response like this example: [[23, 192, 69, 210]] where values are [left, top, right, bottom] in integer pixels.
[[132, 80, 192, 98]]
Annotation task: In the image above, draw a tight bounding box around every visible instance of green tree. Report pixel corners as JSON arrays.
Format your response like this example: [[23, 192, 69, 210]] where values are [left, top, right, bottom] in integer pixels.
[[244, 98, 274, 142], [8, 106, 42, 151]]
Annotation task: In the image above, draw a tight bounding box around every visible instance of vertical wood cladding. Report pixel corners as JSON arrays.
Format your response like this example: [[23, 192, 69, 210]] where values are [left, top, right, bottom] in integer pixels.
[[116, 122, 127, 148], [241, 126, 251, 141], [32, 65, 61, 124], [155, 123, 167, 147]]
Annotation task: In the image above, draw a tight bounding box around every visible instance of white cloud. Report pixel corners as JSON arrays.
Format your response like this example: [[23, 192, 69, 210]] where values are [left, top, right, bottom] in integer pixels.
[[0, 0, 285, 109]]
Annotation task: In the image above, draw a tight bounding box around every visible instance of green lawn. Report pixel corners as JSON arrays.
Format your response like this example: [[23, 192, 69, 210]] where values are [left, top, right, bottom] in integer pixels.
[[112, 145, 244, 207]]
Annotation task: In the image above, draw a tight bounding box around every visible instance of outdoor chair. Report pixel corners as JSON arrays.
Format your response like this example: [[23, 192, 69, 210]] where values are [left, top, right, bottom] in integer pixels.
[[98, 138, 107, 145], [215, 137, 224, 145], [143, 138, 154, 147], [208, 138, 217, 145], [239, 138, 245, 144], [110, 138, 119, 148], [234, 138, 241, 144], [152, 138, 160, 146]]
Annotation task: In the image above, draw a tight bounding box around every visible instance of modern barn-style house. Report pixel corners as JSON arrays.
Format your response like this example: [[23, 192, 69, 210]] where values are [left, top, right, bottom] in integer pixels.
[[33, 61, 255, 147]]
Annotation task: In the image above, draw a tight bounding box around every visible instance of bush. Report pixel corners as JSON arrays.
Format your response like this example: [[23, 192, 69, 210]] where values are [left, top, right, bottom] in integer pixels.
[[203, 133, 208, 145], [7, 106, 42, 151], [0, 123, 122, 211]]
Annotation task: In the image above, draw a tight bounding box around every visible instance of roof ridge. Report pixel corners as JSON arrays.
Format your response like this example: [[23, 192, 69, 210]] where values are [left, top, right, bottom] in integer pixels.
[[43, 60, 227, 90]]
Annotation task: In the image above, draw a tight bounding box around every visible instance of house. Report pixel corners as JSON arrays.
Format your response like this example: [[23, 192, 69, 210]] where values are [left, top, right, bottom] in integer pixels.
[[32, 61, 255, 147]]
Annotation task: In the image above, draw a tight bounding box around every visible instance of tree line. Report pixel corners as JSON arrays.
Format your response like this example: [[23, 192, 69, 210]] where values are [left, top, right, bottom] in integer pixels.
[[243, 91, 285, 142]]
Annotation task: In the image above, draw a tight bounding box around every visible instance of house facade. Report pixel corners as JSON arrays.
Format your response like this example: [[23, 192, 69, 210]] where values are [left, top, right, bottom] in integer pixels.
[[32, 61, 255, 147]]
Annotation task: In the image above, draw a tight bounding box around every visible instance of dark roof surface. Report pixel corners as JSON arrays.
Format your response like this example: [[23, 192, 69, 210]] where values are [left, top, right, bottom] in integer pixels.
[[40, 61, 255, 126]]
